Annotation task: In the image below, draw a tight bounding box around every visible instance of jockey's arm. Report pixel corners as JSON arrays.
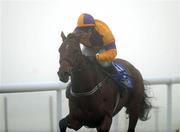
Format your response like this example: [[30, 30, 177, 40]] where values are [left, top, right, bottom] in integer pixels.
[[96, 43, 117, 62]]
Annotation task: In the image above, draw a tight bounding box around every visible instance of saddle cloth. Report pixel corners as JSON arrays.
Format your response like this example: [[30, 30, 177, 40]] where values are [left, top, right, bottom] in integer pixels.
[[111, 62, 133, 90]]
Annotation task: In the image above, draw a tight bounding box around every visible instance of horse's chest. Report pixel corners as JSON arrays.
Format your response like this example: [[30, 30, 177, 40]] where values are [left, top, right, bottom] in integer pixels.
[[78, 102, 97, 116], [71, 98, 103, 121], [77, 108, 103, 127]]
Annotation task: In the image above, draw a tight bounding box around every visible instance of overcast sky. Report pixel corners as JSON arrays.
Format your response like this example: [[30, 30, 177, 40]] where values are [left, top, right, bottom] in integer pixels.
[[0, 0, 180, 83]]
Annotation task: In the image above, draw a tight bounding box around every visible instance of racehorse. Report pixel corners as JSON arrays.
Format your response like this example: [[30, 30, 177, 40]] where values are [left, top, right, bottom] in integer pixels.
[[57, 32, 151, 132]]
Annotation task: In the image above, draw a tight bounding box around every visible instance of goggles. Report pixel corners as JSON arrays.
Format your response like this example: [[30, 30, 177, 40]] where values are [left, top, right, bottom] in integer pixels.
[[79, 26, 95, 33]]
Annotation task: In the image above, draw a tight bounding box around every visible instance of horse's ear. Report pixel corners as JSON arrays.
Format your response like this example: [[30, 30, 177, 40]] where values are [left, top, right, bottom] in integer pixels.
[[61, 31, 66, 41]]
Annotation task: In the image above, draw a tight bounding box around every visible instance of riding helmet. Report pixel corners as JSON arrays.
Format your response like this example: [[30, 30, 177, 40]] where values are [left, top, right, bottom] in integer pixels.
[[77, 13, 96, 27]]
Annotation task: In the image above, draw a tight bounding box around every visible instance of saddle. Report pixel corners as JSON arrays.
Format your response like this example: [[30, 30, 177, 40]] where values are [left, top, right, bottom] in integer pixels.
[[111, 61, 133, 90], [100, 61, 133, 96]]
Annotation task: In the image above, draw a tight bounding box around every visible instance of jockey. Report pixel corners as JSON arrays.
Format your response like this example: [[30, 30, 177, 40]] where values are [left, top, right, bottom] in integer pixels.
[[66, 13, 130, 98], [74, 13, 117, 66]]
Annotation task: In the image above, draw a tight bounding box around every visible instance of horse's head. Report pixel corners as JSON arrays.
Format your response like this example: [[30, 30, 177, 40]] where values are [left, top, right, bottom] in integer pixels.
[[57, 32, 82, 83]]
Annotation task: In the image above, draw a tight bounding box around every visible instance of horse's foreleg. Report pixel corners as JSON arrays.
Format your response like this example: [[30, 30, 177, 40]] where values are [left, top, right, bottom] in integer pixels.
[[127, 102, 141, 132], [59, 115, 68, 132], [97, 115, 112, 132]]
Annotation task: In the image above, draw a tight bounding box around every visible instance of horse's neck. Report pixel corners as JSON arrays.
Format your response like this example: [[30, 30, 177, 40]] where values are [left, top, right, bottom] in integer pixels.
[[71, 59, 103, 93]]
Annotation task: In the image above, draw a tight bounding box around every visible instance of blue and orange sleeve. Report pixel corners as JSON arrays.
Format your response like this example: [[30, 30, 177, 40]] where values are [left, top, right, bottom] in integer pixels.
[[94, 20, 117, 61], [96, 43, 117, 61]]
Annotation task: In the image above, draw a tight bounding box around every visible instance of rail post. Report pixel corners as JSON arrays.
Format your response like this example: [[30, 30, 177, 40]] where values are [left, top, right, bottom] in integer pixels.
[[167, 83, 172, 132], [56, 89, 62, 132]]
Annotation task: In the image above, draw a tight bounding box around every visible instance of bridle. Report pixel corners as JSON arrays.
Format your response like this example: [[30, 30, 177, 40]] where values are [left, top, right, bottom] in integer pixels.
[[59, 34, 108, 97]]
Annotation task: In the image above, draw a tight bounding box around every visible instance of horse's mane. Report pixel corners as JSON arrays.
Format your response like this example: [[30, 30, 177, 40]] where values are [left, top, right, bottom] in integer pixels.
[[66, 33, 79, 42], [67, 33, 75, 39]]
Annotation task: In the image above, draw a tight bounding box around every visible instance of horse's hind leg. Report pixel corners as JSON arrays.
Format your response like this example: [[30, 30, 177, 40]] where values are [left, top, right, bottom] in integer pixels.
[[59, 115, 68, 132]]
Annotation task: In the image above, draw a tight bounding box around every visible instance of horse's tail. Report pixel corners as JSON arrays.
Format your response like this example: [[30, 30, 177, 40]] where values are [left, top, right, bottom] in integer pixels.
[[139, 81, 152, 121]]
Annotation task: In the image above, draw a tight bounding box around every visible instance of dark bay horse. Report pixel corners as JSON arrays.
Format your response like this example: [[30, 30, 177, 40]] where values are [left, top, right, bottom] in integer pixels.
[[57, 32, 151, 132]]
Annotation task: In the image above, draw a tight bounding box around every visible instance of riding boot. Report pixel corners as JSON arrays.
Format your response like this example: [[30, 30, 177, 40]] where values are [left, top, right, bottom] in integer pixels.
[[105, 63, 126, 97], [66, 82, 71, 98], [105, 63, 117, 75]]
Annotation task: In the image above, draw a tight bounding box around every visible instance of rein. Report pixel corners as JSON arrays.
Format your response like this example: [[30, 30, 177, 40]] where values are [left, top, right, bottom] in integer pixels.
[[70, 77, 108, 97]]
